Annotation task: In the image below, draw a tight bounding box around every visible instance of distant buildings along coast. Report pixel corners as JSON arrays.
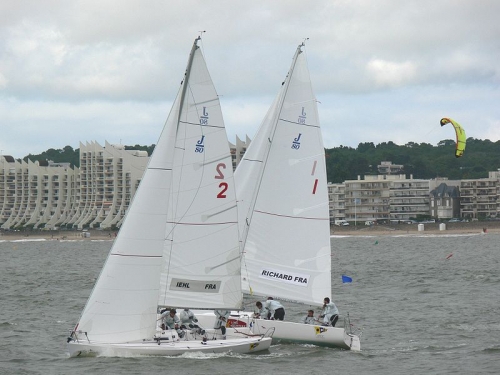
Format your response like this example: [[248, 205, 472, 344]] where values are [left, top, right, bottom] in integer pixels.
[[1, 147, 499, 230]]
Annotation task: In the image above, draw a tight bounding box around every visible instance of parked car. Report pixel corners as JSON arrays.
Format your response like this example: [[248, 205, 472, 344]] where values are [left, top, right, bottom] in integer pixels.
[[448, 218, 461, 223], [365, 221, 375, 226], [334, 220, 349, 226]]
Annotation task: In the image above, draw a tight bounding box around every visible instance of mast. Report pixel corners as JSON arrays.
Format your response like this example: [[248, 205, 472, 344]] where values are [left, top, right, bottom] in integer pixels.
[[177, 37, 201, 127]]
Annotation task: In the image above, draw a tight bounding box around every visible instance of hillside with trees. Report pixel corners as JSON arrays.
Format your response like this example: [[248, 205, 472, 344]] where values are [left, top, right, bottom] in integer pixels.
[[22, 144, 155, 168], [21, 138, 500, 183], [325, 138, 500, 183]]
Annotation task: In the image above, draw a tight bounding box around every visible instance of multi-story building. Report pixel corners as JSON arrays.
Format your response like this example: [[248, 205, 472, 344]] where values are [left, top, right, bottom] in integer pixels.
[[429, 183, 460, 219], [460, 177, 498, 219], [344, 175, 391, 223], [389, 176, 430, 221], [378, 161, 403, 175], [327, 183, 346, 224], [343, 174, 432, 223], [69, 141, 148, 229], [229, 135, 251, 171], [0, 157, 79, 229], [0, 142, 147, 230], [0, 137, 251, 230]]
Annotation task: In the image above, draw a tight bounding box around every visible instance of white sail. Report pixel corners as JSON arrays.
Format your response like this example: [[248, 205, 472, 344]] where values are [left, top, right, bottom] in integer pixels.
[[157, 41, 242, 310], [236, 44, 331, 306], [74, 39, 241, 345]]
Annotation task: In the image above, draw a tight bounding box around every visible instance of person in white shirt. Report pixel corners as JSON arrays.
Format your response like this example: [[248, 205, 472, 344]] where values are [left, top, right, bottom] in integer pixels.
[[180, 308, 205, 335], [254, 301, 269, 319], [213, 310, 230, 339], [263, 297, 285, 320], [320, 297, 339, 327], [160, 308, 185, 338], [301, 309, 316, 324]]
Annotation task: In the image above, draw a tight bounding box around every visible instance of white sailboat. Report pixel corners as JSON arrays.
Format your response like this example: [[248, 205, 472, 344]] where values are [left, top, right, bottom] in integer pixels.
[[197, 42, 360, 350], [66, 37, 272, 357]]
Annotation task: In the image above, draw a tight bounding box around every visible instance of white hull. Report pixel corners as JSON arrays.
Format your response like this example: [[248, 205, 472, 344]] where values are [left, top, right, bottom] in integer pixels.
[[67, 332, 272, 357], [195, 311, 360, 351]]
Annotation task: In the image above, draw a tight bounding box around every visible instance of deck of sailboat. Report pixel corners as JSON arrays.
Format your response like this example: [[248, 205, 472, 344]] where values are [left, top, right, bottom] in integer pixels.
[[193, 311, 361, 351], [67, 336, 272, 357]]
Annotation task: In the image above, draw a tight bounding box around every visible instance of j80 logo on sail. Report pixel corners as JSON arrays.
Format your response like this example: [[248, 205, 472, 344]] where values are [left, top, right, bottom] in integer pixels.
[[199, 106, 209, 125], [291, 133, 302, 150], [195, 135, 205, 153], [298, 107, 306, 124]]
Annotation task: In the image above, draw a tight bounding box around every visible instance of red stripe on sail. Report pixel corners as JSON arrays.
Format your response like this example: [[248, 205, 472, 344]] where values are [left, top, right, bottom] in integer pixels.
[[312, 179, 318, 194], [311, 160, 317, 176]]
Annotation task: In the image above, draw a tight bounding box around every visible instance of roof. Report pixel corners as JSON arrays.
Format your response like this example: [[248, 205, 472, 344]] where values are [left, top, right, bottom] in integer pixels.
[[430, 183, 459, 198]]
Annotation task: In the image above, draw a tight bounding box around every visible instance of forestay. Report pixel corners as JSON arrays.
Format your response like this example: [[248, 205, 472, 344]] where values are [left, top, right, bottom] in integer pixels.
[[236, 44, 331, 306]]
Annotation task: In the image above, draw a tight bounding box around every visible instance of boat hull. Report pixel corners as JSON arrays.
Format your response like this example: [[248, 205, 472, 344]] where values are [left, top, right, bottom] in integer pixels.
[[67, 336, 272, 357], [195, 311, 360, 351]]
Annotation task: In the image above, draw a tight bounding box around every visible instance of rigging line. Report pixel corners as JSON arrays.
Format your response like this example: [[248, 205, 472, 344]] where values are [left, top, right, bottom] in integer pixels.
[[254, 209, 329, 220], [278, 118, 320, 128], [179, 120, 224, 129]]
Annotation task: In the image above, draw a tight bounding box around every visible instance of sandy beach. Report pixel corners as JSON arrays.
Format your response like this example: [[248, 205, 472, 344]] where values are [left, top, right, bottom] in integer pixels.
[[1, 220, 499, 241], [0, 229, 116, 242], [331, 220, 500, 236]]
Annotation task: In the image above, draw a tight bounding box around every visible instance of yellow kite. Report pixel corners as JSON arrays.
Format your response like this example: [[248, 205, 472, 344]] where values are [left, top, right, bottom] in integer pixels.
[[440, 117, 466, 158]]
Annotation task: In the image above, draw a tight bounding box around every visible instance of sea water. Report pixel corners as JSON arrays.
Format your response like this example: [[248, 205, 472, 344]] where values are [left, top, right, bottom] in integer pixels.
[[0, 234, 498, 375]]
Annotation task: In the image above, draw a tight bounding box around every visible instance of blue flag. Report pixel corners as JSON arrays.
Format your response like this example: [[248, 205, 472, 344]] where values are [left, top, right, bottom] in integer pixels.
[[342, 275, 353, 283]]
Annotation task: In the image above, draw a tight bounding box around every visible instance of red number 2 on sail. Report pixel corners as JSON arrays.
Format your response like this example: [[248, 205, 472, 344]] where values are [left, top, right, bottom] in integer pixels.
[[215, 163, 227, 198], [217, 182, 228, 198]]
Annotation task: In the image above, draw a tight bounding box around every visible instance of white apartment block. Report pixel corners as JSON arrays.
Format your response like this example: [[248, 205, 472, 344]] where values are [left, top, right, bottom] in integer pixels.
[[0, 138, 251, 230], [0, 156, 79, 229], [344, 175, 391, 223], [389, 176, 430, 221], [460, 176, 498, 219], [229, 135, 251, 171], [377, 161, 403, 175], [0, 142, 148, 230], [343, 174, 431, 223], [70, 141, 148, 229], [327, 183, 346, 223]]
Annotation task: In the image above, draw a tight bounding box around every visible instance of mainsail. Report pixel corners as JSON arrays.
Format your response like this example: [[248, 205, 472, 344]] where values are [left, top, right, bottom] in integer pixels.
[[158, 39, 242, 310], [73, 38, 241, 345], [236, 43, 331, 306]]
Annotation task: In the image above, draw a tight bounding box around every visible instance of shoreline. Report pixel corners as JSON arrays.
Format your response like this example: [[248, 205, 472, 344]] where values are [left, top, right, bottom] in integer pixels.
[[1, 221, 499, 242], [331, 220, 500, 236]]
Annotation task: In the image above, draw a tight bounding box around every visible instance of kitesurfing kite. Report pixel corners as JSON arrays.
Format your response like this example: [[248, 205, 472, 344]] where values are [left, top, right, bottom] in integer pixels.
[[440, 117, 466, 158]]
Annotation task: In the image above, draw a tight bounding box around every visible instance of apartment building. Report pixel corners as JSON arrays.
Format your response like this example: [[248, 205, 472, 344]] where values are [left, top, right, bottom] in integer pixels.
[[0, 138, 251, 230], [327, 183, 346, 223], [0, 157, 79, 229], [344, 175, 391, 223], [342, 174, 431, 223], [69, 141, 148, 229], [389, 176, 430, 221], [460, 177, 498, 219], [229, 135, 251, 171], [0, 142, 147, 230]]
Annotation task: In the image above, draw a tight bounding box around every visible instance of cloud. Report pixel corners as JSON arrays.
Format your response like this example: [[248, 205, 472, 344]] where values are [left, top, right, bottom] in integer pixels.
[[0, 0, 499, 158], [366, 59, 417, 88]]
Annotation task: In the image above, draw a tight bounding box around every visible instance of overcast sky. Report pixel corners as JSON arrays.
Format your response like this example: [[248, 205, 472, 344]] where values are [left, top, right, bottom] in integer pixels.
[[1, 0, 499, 158]]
